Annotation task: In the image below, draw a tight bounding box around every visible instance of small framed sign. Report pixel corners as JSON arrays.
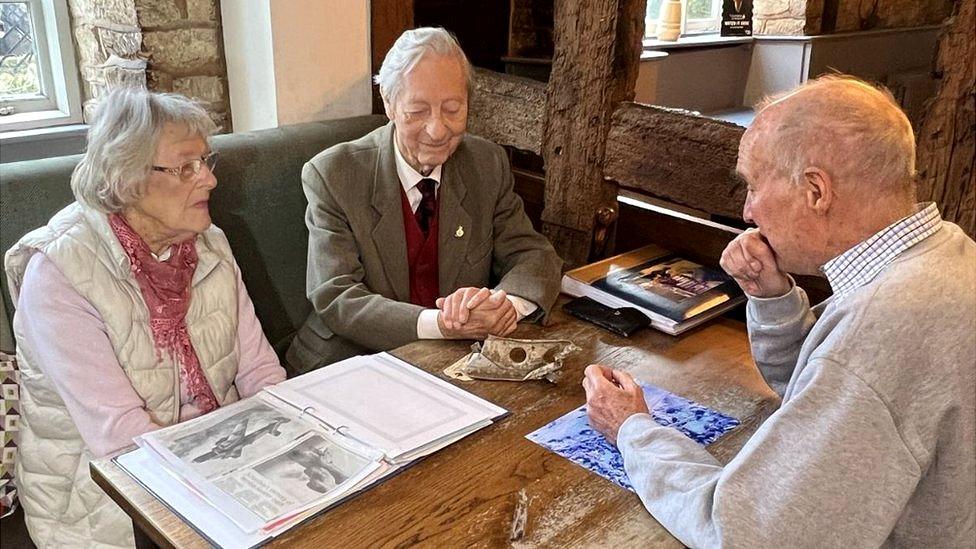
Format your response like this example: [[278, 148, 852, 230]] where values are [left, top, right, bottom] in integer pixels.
[[721, 0, 753, 36]]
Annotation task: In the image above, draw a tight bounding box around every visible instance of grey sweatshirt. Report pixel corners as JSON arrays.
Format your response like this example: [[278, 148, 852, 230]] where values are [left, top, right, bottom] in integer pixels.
[[617, 222, 976, 548]]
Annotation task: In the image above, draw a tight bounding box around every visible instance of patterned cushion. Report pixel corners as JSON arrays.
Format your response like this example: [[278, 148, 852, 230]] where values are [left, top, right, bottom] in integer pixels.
[[0, 351, 18, 518]]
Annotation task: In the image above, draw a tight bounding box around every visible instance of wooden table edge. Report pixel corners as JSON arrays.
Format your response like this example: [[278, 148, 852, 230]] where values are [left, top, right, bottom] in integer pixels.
[[90, 457, 187, 549]]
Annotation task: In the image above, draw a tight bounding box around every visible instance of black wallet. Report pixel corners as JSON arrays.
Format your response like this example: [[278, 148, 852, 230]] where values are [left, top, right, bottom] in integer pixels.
[[562, 296, 650, 337]]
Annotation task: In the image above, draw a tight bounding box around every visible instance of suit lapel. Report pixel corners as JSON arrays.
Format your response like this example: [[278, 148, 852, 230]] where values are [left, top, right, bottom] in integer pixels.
[[438, 156, 472, 293], [370, 123, 411, 302]]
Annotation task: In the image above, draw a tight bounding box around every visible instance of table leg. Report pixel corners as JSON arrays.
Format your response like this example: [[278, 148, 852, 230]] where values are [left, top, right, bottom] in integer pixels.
[[133, 521, 159, 549]]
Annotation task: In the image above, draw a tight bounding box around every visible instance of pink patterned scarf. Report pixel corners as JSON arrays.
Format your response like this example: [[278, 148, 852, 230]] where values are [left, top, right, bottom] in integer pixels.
[[108, 214, 219, 414]]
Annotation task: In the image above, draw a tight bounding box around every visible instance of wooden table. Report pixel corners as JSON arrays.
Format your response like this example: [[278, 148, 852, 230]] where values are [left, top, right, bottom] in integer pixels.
[[91, 299, 779, 548]]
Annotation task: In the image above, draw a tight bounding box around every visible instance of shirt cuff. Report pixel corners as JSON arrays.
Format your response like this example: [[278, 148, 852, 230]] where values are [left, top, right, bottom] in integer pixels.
[[417, 308, 444, 339], [746, 275, 806, 325], [505, 294, 538, 321]]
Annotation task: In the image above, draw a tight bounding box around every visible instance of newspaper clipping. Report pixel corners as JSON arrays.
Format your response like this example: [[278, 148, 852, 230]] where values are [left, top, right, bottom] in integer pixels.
[[143, 399, 379, 523], [214, 433, 373, 521], [151, 400, 311, 480]]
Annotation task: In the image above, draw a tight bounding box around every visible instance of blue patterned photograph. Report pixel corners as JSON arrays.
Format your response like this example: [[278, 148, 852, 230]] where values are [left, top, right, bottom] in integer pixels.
[[526, 384, 740, 491]]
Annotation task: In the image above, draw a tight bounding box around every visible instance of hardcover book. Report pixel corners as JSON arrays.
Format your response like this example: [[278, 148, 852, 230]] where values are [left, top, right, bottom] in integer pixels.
[[116, 353, 506, 548], [561, 245, 745, 335]]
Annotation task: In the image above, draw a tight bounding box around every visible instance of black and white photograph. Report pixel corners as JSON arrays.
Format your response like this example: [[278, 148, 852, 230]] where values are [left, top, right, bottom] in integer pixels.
[[150, 400, 311, 480], [212, 433, 376, 522], [254, 434, 371, 498]]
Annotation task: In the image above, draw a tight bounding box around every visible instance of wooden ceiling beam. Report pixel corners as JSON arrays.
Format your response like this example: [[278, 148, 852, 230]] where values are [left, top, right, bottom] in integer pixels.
[[468, 68, 547, 155], [605, 102, 746, 220]]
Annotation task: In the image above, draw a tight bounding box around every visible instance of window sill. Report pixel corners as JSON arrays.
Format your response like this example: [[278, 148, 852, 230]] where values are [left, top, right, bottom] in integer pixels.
[[752, 24, 941, 43], [0, 123, 88, 163], [643, 34, 753, 51], [640, 50, 669, 61], [703, 107, 755, 127], [0, 107, 84, 133]]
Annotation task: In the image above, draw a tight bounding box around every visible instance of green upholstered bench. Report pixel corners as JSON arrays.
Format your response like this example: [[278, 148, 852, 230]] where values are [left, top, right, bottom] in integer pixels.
[[0, 114, 388, 357]]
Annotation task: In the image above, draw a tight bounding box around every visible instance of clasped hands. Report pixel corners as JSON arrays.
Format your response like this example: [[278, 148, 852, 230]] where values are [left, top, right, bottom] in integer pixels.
[[435, 287, 518, 339]]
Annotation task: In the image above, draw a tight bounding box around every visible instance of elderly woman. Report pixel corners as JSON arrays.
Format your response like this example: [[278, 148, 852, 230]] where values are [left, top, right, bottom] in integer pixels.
[[4, 88, 286, 548]]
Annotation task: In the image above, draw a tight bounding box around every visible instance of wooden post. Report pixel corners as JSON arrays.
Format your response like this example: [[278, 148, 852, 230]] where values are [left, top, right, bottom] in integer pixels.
[[541, 0, 647, 267], [916, 0, 975, 238]]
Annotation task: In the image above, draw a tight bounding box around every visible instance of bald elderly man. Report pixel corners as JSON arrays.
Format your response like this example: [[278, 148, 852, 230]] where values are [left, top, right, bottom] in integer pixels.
[[584, 75, 975, 547], [286, 28, 561, 373]]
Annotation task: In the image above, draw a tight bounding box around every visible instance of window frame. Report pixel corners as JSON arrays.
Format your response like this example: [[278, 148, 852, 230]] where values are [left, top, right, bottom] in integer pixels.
[[645, 0, 724, 39], [683, 0, 722, 35], [0, 0, 82, 132]]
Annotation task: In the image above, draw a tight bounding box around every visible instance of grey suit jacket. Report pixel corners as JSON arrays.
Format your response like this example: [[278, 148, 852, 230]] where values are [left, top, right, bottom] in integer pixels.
[[286, 122, 562, 373]]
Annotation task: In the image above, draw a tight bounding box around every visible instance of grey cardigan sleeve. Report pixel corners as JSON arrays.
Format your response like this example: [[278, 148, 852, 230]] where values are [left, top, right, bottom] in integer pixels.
[[746, 282, 818, 395], [616, 358, 920, 549]]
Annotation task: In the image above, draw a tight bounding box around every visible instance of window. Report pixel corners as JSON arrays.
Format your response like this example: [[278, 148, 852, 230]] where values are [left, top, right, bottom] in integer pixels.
[[645, 0, 723, 39], [0, 0, 81, 131]]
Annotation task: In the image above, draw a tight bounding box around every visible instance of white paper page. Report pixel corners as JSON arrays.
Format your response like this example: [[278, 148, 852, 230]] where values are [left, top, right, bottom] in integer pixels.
[[394, 418, 493, 462], [266, 353, 506, 459], [116, 448, 268, 549]]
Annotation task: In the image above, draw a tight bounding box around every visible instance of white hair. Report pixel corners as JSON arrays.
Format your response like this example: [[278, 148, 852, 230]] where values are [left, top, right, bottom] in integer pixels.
[[71, 87, 216, 213], [374, 27, 473, 106], [752, 75, 917, 198]]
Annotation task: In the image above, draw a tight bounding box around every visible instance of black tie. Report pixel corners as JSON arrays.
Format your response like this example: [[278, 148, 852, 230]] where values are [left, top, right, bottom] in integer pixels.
[[415, 178, 437, 236]]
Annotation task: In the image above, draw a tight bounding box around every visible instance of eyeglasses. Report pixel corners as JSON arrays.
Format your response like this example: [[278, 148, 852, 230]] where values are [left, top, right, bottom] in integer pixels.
[[152, 151, 218, 181]]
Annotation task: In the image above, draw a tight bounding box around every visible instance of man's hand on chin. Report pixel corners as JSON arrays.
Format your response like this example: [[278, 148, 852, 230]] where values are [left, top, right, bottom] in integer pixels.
[[582, 364, 651, 445], [436, 288, 517, 339], [719, 228, 792, 298]]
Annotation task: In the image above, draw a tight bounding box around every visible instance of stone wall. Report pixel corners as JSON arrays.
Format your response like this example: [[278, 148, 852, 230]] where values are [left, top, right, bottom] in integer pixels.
[[753, 0, 815, 35], [67, 0, 231, 132], [136, 0, 230, 131], [68, 0, 147, 120], [754, 0, 954, 36]]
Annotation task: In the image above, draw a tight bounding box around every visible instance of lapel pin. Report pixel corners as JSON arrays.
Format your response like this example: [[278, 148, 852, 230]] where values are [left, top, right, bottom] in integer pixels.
[[455, 225, 464, 238]]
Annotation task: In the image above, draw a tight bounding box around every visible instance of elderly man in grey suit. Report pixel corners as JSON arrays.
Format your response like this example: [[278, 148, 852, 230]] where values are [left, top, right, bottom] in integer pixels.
[[286, 27, 562, 373]]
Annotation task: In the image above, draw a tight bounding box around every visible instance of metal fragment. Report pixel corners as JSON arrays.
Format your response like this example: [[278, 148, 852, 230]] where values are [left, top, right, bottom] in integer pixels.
[[443, 336, 580, 383], [443, 343, 480, 381]]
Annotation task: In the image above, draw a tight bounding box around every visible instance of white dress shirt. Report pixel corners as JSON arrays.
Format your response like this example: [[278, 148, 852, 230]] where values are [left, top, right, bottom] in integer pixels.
[[392, 138, 537, 338]]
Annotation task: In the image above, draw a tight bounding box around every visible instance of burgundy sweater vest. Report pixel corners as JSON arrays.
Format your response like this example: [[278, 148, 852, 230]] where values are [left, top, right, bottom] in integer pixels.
[[400, 189, 439, 307]]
